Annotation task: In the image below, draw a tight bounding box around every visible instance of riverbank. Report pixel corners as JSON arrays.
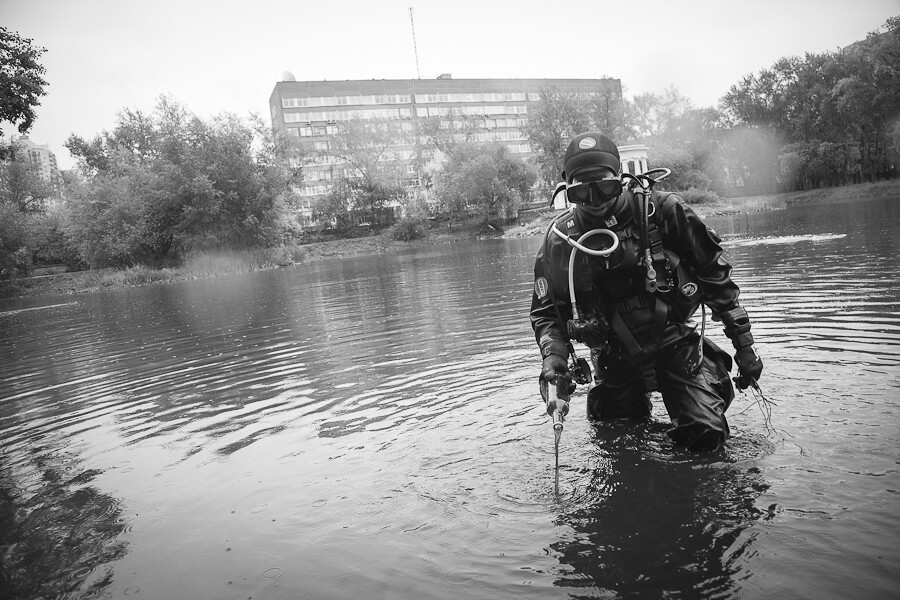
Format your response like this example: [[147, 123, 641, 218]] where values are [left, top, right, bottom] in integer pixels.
[[501, 179, 900, 239], [0, 230, 477, 299], [3, 180, 898, 300]]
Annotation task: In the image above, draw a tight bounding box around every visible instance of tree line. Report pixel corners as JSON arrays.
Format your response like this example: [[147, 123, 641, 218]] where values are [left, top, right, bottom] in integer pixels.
[[527, 17, 899, 197], [1, 18, 898, 279]]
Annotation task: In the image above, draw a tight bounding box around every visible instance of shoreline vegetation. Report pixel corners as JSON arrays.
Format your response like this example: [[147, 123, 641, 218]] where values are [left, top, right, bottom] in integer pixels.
[[2, 180, 897, 301]]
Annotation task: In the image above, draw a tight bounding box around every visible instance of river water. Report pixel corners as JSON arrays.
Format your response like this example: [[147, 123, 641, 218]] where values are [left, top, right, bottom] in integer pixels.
[[1, 196, 898, 600]]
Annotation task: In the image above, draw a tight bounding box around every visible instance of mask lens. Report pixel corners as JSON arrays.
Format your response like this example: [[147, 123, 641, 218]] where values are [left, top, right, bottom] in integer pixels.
[[567, 182, 592, 203], [567, 178, 622, 205], [594, 179, 622, 198]]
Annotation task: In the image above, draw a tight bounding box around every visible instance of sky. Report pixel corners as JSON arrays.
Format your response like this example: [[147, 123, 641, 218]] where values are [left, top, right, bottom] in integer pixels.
[[2, 0, 898, 170]]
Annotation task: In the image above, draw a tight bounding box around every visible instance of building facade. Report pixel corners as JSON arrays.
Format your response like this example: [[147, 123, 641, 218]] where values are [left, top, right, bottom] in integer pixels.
[[269, 76, 638, 227], [14, 137, 61, 185]]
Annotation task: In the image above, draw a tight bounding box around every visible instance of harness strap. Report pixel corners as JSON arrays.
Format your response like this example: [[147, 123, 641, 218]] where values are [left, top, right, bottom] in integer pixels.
[[610, 308, 658, 392], [610, 309, 642, 356], [652, 294, 668, 345], [644, 193, 675, 292], [609, 292, 669, 393], [619, 292, 651, 313], [610, 296, 669, 354]]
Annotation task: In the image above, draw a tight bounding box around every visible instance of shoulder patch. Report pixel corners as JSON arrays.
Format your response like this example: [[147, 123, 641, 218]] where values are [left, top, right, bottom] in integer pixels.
[[535, 277, 549, 299]]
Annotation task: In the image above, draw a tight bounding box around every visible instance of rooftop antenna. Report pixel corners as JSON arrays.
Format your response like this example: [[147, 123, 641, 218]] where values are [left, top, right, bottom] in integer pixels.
[[409, 6, 421, 79]]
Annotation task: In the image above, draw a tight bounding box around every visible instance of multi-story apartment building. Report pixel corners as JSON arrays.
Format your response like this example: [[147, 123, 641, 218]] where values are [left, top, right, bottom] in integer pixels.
[[13, 137, 61, 185], [269, 75, 646, 226]]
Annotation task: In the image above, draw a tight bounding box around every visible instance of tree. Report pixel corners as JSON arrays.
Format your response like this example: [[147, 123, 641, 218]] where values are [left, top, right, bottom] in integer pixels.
[[62, 171, 149, 268], [313, 118, 408, 232], [832, 18, 900, 181], [418, 112, 479, 157], [352, 178, 404, 228], [0, 28, 48, 151], [63, 97, 300, 267], [524, 84, 628, 189], [628, 87, 695, 140], [648, 143, 711, 192], [720, 17, 900, 186], [721, 58, 800, 130], [0, 142, 59, 277], [719, 126, 783, 193], [523, 87, 595, 187], [311, 175, 403, 234], [326, 118, 401, 186], [311, 176, 352, 233], [616, 88, 730, 192], [0, 143, 51, 212], [586, 84, 629, 142], [434, 143, 536, 228]]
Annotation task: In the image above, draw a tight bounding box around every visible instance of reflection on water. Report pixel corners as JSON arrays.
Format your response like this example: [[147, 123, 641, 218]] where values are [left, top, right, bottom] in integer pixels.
[[552, 423, 772, 597], [0, 447, 128, 599], [1, 196, 899, 599]]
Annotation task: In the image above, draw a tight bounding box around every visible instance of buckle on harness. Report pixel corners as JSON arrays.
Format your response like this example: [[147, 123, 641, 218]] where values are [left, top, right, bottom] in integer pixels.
[[644, 249, 657, 292]]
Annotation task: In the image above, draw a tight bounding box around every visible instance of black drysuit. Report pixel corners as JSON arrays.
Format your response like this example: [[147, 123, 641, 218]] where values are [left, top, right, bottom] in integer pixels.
[[530, 190, 741, 450]]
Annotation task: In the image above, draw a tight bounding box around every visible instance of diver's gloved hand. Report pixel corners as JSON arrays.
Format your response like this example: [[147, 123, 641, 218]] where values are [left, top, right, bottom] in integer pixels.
[[734, 345, 763, 390], [540, 354, 568, 382], [539, 355, 575, 413]]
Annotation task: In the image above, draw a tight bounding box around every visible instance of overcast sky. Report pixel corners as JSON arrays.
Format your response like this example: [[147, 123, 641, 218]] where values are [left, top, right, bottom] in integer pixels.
[[3, 0, 898, 170]]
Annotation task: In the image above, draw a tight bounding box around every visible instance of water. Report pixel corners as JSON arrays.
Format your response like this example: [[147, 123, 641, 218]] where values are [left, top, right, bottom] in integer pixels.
[[1, 196, 898, 600]]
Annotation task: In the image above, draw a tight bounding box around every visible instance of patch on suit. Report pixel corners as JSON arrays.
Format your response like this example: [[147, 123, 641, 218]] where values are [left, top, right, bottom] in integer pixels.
[[681, 282, 698, 297], [566, 219, 576, 230], [535, 277, 549, 299]]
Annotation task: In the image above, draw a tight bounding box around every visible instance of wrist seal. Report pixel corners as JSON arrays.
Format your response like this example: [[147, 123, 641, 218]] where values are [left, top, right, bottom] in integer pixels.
[[540, 339, 568, 360], [731, 331, 755, 349], [716, 306, 754, 348]]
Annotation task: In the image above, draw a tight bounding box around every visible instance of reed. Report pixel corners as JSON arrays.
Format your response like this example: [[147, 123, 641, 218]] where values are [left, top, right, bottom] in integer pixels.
[[181, 247, 293, 277]]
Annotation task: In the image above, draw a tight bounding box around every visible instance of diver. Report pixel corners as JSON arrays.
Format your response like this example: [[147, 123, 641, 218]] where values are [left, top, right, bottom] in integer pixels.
[[530, 131, 763, 452]]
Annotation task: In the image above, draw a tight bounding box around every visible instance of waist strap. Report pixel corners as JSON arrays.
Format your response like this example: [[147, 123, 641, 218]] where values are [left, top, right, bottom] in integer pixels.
[[609, 295, 669, 358]]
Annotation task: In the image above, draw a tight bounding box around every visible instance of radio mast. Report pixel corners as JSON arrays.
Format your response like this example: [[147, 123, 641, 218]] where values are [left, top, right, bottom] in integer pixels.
[[409, 6, 421, 79]]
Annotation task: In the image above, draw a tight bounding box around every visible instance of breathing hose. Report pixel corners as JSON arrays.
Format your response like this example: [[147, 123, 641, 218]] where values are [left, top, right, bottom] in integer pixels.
[[550, 224, 619, 321]]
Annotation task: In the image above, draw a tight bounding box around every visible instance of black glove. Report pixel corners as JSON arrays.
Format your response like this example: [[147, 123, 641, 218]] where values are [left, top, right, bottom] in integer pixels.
[[734, 345, 763, 390], [541, 354, 568, 382], [539, 355, 575, 413]]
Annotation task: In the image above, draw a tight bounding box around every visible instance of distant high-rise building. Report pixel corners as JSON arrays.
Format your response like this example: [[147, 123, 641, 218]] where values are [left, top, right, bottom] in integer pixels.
[[268, 76, 643, 227], [14, 137, 60, 185]]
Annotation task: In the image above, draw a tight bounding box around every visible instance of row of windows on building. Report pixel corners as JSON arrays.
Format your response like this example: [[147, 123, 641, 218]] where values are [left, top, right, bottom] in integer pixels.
[[283, 103, 531, 124], [281, 91, 540, 109], [303, 162, 421, 184], [295, 181, 416, 198], [284, 108, 412, 123], [287, 116, 528, 139], [419, 105, 529, 118], [289, 130, 531, 161]]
